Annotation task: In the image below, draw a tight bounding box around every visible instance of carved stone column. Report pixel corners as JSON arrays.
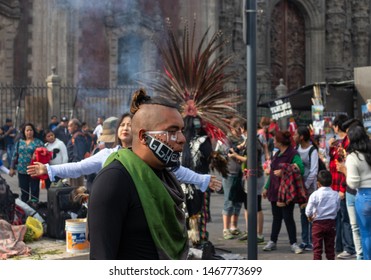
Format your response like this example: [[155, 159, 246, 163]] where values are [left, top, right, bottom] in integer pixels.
[[256, 0, 271, 99], [351, 0, 370, 67], [46, 67, 61, 120], [326, 0, 348, 81], [0, 1, 20, 83]]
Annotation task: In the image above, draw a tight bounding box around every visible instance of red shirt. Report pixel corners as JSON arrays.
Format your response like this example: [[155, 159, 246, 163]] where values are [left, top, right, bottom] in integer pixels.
[[328, 136, 349, 193]]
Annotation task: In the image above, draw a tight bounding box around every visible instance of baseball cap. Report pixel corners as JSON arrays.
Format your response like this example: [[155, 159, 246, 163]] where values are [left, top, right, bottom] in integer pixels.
[[97, 116, 118, 143], [61, 116, 69, 122]]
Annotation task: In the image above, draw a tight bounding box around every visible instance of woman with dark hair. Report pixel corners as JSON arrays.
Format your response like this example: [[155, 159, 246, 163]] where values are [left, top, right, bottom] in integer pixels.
[[262, 130, 305, 254], [9, 122, 44, 202], [113, 112, 133, 148], [293, 126, 319, 251], [221, 117, 244, 240], [27, 114, 130, 189], [345, 125, 371, 259], [328, 114, 356, 259]]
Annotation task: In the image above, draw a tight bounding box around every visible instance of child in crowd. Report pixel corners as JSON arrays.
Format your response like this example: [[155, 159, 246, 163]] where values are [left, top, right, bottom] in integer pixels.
[[305, 170, 340, 260]]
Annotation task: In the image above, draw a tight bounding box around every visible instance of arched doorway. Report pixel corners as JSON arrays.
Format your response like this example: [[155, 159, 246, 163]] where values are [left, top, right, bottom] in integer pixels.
[[271, 0, 305, 93]]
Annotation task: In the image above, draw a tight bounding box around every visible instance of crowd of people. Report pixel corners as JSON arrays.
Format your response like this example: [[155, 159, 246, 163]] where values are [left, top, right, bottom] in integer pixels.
[[2, 95, 371, 261], [257, 114, 370, 260], [1, 116, 98, 202]]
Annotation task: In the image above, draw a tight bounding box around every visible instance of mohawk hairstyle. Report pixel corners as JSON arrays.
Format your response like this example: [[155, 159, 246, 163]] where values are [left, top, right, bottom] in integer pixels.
[[130, 88, 179, 115], [130, 88, 151, 114], [142, 14, 243, 139]]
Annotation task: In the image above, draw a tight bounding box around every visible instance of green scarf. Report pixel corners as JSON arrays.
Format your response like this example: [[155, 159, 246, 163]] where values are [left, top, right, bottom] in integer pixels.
[[104, 149, 188, 259]]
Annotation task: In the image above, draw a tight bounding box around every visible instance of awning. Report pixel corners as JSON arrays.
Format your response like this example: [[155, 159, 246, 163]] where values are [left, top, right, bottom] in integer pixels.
[[258, 80, 355, 112]]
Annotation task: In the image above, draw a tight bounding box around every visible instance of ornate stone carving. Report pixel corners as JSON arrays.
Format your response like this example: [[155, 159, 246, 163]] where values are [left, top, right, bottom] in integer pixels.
[[309, 0, 325, 12], [0, 0, 20, 18], [351, 0, 370, 67], [257, 0, 267, 64], [326, 0, 348, 80], [0, 13, 19, 82]]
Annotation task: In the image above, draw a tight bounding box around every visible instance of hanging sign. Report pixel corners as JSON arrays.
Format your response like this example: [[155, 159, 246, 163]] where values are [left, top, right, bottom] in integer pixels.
[[269, 98, 293, 120]]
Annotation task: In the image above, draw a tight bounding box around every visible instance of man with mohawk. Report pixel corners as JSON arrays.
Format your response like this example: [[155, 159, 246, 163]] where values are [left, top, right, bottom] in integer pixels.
[[143, 16, 244, 246], [88, 90, 188, 260]]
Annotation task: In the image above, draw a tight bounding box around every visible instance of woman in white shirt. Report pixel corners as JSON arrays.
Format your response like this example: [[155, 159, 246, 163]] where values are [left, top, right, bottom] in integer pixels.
[[345, 125, 371, 260]]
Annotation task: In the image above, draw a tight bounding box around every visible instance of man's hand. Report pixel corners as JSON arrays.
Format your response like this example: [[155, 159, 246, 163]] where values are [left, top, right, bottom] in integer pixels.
[[328, 137, 336, 146], [307, 214, 315, 222], [262, 189, 268, 199], [27, 162, 47, 177], [8, 168, 16, 177], [208, 175, 222, 192]]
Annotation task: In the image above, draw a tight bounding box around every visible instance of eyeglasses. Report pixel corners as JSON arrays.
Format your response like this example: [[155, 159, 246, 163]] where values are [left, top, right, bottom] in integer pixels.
[[145, 130, 184, 142]]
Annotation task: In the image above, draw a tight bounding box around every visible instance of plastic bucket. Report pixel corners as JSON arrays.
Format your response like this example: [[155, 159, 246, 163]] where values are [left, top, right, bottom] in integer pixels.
[[65, 218, 90, 253]]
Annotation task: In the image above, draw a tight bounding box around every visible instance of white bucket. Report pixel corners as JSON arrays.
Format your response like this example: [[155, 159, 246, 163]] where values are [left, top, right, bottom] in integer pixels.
[[65, 218, 90, 253]]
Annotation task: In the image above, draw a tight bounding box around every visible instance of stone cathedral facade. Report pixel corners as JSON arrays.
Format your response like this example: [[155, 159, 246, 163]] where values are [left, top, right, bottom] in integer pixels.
[[1, 0, 370, 106]]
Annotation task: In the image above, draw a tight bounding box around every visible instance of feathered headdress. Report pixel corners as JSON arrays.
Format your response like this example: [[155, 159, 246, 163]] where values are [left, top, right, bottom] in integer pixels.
[[144, 15, 243, 139]]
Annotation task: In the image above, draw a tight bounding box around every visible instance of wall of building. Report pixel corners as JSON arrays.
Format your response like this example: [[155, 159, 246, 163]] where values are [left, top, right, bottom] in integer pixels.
[[1, 0, 371, 118]]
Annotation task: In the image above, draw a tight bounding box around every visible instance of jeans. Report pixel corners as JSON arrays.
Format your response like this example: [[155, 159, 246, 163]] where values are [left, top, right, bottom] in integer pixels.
[[355, 188, 371, 260], [336, 198, 356, 254], [6, 144, 14, 167], [270, 202, 297, 245], [346, 192, 363, 259], [18, 173, 40, 202], [222, 174, 242, 216], [300, 206, 312, 245]]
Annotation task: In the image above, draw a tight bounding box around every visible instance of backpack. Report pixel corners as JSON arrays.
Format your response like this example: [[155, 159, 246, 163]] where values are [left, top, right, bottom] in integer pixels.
[[308, 146, 327, 172], [0, 174, 16, 224]]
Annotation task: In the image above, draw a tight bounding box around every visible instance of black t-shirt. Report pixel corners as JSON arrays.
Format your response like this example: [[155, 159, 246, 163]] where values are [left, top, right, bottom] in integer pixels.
[[88, 160, 159, 260]]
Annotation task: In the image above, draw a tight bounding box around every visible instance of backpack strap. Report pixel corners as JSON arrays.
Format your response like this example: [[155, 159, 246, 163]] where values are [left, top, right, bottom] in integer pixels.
[[308, 145, 316, 168]]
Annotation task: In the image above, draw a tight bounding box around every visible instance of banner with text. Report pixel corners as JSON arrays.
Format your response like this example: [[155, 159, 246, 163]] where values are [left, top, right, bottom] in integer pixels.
[[269, 98, 293, 120]]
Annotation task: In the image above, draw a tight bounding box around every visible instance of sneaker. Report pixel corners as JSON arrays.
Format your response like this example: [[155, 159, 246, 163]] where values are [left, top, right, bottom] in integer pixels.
[[263, 240, 276, 251], [238, 231, 248, 241], [337, 251, 356, 259], [299, 242, 307, 250], [291, 243, 303, 254], [305, 243, 313, 251], [257, 236, 265, 245], [223, 229, 234, 240], [229, 228, 241, 236]]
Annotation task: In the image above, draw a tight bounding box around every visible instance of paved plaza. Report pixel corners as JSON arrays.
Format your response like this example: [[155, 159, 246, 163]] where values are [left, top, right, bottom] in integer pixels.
[[3, 173, 350, 260]]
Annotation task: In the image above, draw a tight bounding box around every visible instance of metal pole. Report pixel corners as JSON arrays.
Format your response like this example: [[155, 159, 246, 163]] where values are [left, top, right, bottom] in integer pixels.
[[244, 0, 257, 260]]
